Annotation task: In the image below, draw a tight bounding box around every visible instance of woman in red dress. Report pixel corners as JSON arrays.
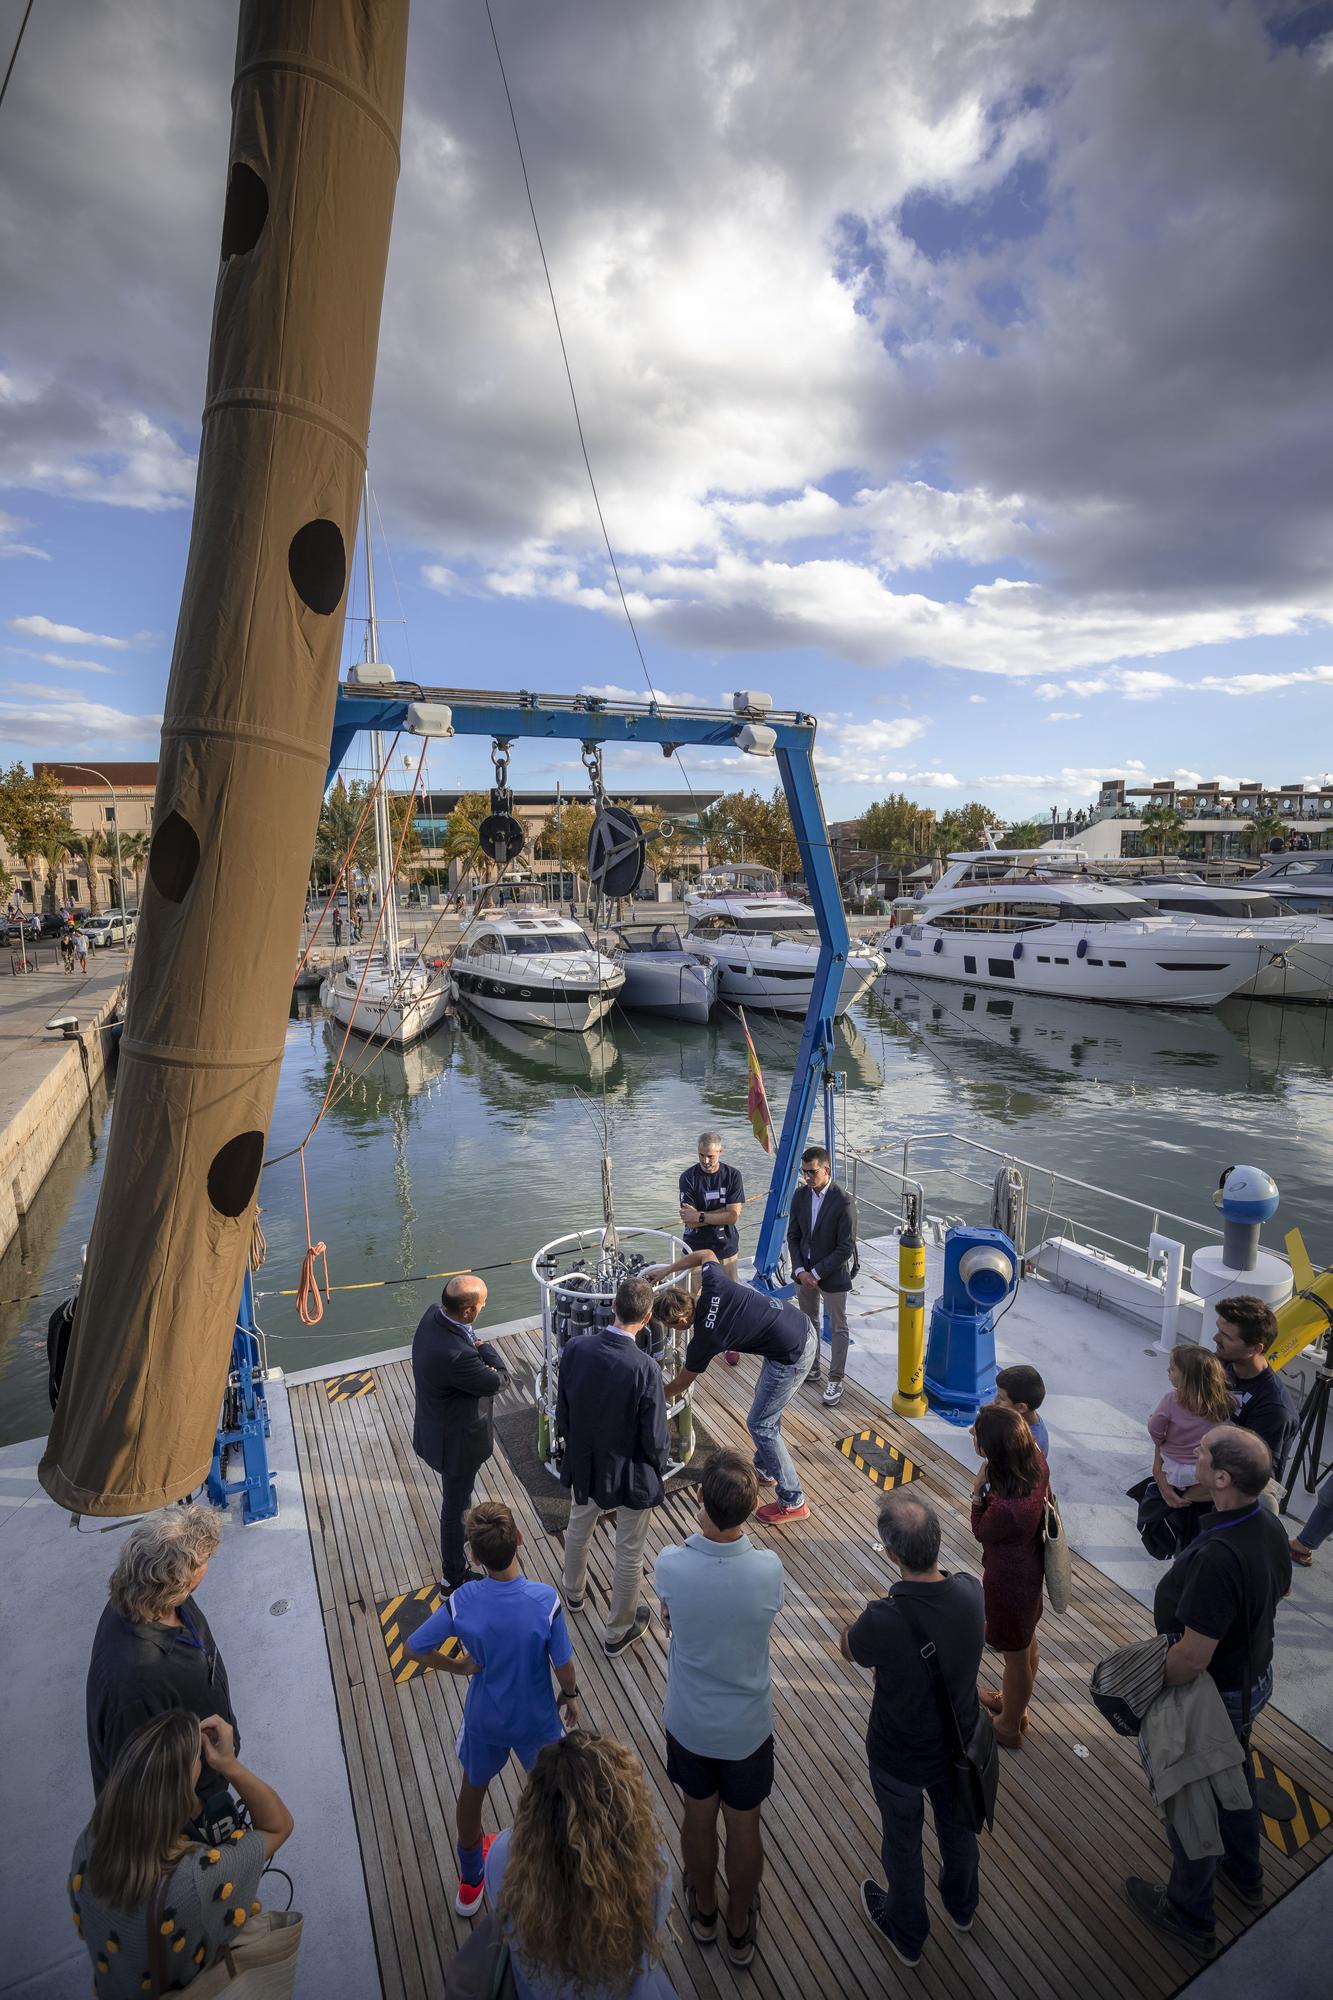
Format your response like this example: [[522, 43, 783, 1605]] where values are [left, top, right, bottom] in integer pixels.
[[970, 1404, 1048, 1748]]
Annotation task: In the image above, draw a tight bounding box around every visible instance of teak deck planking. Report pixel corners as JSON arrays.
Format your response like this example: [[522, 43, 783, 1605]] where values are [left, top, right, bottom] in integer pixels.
[[290, 1335, 1333, 2000]]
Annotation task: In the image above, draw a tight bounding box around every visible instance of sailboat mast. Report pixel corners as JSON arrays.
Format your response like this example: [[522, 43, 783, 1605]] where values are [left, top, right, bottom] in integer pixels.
[[362, 478, 402, 970]]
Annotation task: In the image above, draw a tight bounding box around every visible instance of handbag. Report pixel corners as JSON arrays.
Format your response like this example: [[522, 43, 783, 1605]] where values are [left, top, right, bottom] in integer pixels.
[[893, 1595, 999, 1834], [1042, 1487, 1072, 1614], [148, 1864, 303, 1999], [445, 1911, 518, 1998]]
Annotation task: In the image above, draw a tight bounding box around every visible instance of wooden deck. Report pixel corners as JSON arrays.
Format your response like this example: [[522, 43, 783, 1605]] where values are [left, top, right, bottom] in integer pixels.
[[290, 1336, 1333, 2000]]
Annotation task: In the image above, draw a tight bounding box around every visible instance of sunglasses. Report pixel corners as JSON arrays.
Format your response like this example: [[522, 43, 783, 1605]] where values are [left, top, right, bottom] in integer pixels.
[[799, 1166, 821, 1178]]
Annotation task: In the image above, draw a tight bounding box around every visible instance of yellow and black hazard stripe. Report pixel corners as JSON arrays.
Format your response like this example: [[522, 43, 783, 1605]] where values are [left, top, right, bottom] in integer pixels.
[[325, 1370, 376, 1403], [838, 1429, 918, 1492], [1252, 1747, 1332, 1856], [377, 1584, 462, 1685]]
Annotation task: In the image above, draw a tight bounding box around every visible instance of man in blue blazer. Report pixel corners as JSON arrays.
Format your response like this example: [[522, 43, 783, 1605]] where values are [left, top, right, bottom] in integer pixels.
[[559, 1275, 669, 1659], [787, 1145, 857, 1407], [412, 1275, 510, 1590]]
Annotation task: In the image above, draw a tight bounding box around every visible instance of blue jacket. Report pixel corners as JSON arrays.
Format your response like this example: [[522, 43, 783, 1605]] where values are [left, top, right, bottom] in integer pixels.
[[557, 1328, 669, 1511], [412, 1305, 509, 1478]]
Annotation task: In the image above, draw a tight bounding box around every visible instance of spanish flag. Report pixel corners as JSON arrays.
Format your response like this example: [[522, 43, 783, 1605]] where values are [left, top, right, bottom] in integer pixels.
[[738, 1007, 773, 1153]]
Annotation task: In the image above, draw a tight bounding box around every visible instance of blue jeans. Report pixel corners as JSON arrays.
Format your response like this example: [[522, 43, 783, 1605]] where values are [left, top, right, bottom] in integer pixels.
[[747, 1329, 818, 1507], [1296, 1469, 1333, 1552], [1165, 1666, 1272, 1933], [868, 1761, 979, 1955]]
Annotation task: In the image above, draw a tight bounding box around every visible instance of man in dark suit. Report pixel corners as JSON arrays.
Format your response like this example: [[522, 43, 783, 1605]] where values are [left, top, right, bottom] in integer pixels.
[[787, 1144, 857, 1407], [559, 1275, 669, 1659], [412, 1275, 509, 1591]]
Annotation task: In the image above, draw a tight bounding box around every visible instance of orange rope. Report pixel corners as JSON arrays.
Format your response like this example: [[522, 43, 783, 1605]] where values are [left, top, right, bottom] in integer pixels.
[[295, 1151, 329, 1325]]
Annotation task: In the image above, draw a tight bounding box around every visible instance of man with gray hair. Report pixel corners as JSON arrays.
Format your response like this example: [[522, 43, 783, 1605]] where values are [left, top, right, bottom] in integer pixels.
[[839, 1491, 986, 1967], [86, 1504, 236, 1801], [1127, 1424, 1292, 1957], [678, 1130, 746, 1367]]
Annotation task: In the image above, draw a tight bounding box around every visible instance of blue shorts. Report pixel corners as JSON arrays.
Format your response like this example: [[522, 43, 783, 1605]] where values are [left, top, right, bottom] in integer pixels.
[[455, 1721, 560, 1788]]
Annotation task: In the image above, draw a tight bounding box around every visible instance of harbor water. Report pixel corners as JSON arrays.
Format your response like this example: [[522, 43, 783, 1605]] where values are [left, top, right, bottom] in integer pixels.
[[2, 979, 1331, 1447]]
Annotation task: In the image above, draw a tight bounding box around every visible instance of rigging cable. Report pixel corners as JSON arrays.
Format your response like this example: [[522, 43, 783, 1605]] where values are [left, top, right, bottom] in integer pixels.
[[0, 0, 34, 116]]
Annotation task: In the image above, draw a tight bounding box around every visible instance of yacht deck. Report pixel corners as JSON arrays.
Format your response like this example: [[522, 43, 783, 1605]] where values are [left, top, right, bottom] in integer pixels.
[[289, 1329, 1333, 2000]]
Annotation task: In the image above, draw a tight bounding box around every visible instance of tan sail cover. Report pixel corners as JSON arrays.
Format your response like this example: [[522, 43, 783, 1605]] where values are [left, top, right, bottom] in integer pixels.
[[40, 1, 410, 1513]]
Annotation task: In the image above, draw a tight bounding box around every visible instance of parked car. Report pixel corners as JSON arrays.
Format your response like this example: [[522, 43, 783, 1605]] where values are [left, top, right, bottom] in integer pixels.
[[81, 912, 137, 949], [5, 912, 68, 941]]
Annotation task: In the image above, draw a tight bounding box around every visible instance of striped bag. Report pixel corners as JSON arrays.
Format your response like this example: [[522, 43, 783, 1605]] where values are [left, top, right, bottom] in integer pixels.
[[1090, 1634, 1170, 1737]]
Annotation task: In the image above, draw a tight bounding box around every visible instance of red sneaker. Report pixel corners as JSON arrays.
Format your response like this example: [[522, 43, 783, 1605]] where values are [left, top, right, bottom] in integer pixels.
[[755, 1499, 810, 1526], [724, 1351, 740, 1367], [454, 1833, 498, 1917]]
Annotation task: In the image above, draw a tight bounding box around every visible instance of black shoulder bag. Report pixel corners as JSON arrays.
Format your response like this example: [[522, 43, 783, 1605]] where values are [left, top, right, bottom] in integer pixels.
[[894, 1595, 998, 1834]]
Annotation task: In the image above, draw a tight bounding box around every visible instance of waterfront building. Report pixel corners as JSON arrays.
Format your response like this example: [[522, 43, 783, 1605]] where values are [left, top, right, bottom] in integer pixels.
[[1, 761, 158, 913], [1068, 776, 1333, 863]]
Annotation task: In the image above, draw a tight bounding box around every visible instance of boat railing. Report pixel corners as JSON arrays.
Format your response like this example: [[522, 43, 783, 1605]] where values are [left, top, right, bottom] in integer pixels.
[[884, 1130, 1277, 1279]]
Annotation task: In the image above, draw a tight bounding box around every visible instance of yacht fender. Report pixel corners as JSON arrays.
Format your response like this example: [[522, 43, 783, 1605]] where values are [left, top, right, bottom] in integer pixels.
[[40, 0, 411, 1514]]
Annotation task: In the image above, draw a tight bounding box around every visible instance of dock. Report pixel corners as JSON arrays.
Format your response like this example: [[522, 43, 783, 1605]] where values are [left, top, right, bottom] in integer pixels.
[[290, 1334, 1333, 2000]]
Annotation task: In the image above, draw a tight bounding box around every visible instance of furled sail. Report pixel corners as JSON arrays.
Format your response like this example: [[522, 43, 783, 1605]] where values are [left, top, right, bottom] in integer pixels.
[[40, 0, 411, 1513]]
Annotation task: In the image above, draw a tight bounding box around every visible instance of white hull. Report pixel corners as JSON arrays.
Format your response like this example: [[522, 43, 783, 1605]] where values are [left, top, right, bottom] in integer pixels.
[[450, 971, 621, 1032], [320, 963, 452, 1046], [692, 938, 883, 1016], [881, 924, 1278, 1008]]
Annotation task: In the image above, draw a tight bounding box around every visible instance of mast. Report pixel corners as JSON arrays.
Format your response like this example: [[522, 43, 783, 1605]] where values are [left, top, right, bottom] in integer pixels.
[[362, 478, 402, 971], [40, 0, 411, 1516]]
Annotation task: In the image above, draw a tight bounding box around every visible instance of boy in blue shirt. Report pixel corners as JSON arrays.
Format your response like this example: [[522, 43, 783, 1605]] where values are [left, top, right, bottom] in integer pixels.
[[994, 1363, 1050, 1459], [407, 1500, 580, 1915]]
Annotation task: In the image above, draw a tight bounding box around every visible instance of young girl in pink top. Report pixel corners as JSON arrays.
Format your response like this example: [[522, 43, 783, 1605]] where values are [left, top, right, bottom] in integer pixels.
[[1148, 1345, 1234, 1500]]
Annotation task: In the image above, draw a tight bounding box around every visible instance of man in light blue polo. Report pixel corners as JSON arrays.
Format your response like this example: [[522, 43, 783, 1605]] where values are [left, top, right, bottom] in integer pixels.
[[655, 1448, 784, 1971]]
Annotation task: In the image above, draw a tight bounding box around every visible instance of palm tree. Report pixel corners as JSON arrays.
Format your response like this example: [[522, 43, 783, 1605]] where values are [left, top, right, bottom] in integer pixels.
[[20, 845, 41, 914], [1244, 810, 1291, 858], [1138, 804, 1187, 857], [119, 830, 148, 910], [67, 830, 108, 914], [39, 831, 71, 913]]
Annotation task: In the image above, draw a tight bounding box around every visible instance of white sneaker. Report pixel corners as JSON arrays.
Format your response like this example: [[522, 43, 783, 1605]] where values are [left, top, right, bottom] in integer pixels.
[[822, 1377, 844, 1406]]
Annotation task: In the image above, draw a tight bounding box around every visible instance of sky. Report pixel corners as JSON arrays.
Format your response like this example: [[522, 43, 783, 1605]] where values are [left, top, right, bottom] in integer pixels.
[[1, 0, 1332, 821]]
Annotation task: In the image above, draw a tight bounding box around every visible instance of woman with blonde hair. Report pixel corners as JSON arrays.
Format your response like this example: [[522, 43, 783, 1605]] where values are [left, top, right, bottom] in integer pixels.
[[87, 1505, 239, 1820], [68, 1709, 297, 1998], [485, 1733, 677, 1998]]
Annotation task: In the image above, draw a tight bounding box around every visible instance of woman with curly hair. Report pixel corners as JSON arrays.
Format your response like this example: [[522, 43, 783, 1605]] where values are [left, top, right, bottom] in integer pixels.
[[970, 1403, 1049, 1750], [486, 1733, 677, 1998]]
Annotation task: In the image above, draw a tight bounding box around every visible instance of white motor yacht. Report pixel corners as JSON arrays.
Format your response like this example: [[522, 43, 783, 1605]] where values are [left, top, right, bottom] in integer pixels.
[[687, 893, 884, 1016], [1128, 879, 1333, 1001], [1246, 852, 1333, 919], [450, 912, 624, 1031], [878, 850, 1292, 1008], [612, 921, 718, 1024]]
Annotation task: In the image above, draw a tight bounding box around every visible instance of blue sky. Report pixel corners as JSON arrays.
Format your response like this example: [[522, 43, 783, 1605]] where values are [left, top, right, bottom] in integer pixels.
[[2, 0, 1332, 818]]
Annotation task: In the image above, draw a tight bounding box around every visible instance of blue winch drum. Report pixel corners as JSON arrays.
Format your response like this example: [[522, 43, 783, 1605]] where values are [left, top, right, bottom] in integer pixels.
[[957, 1244, 1015, 1307]]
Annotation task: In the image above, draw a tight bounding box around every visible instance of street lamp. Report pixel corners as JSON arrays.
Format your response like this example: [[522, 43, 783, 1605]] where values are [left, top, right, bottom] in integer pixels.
[[64, 765, 125, 932]]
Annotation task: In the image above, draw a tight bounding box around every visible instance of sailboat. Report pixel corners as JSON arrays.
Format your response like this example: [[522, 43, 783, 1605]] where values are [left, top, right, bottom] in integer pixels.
[[319, 484, 451, 1048]]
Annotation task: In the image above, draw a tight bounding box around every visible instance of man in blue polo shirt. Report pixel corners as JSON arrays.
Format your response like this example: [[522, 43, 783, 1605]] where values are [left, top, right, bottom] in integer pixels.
[[652, 1250, 817, 1526], [656, 1449, 784, 1968], [406, 1500, 580, 1918]]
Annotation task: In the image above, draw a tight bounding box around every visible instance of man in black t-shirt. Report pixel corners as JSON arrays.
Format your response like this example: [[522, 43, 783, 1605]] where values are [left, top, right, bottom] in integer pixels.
[[1212, 1298, 1298, 1478], [678, 1131, 746, 1276], [1127, 1426, 1292, 1957], [840, 1492, 986, 1967], [651, 1251, 818, 1526]]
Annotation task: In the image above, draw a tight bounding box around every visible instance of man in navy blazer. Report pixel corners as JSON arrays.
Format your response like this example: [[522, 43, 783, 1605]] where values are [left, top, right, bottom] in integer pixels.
[[412, 1275, 510, 1590], [787, 1145, 857, 1407], [559, 1275, 670, 1659]]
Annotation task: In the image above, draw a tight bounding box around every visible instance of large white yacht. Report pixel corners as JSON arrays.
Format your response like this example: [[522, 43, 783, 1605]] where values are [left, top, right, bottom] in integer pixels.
[[1246, 852, 1333, 918], [687, 892, 884, 1016], [450, 912, 624, 1032], [878, 850, 1292, 1008], [1127, 878, 1333, 1001]]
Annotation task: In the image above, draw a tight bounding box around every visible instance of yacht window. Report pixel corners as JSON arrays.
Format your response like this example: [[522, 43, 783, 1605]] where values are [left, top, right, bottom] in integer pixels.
[[987, 958, 1016, 979], [734, 911, 817, 933], [1067, 899, 1154, 923], [502, 933, 589, 954]]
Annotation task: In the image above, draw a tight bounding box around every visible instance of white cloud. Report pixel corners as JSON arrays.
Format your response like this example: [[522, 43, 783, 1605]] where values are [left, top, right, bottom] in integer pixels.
[[0, 374, 197, 512], [1045, 710, 1081, 721], [1196, 665, 1333, 695], [974, 761, 1147, 795], [0, 510, 47, 559], [967, 693, 986, 704], [578, 681, 704, 708], [32, 651, 117, 676], [7, 615, 139, 649], [0, 688, 162, 748]]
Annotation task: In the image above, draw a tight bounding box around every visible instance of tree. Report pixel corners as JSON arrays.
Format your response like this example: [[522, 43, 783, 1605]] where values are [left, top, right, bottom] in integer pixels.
[[68, 830, 108, 914], [936, 802, 1003, 854], [1244, 810, 1291, 858], [1004, 820, 1048, 850], [0, 764, 72, 871], [1139, 804, 1187, 857], [313, 777, 422, 887], [119, 830, 148, 909], [39, 831, 71, 912], [859, 793, 924, 857]]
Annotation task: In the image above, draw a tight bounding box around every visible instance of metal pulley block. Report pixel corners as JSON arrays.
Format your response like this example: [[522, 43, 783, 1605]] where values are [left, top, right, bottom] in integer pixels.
[[479, 741, 526, 864]]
